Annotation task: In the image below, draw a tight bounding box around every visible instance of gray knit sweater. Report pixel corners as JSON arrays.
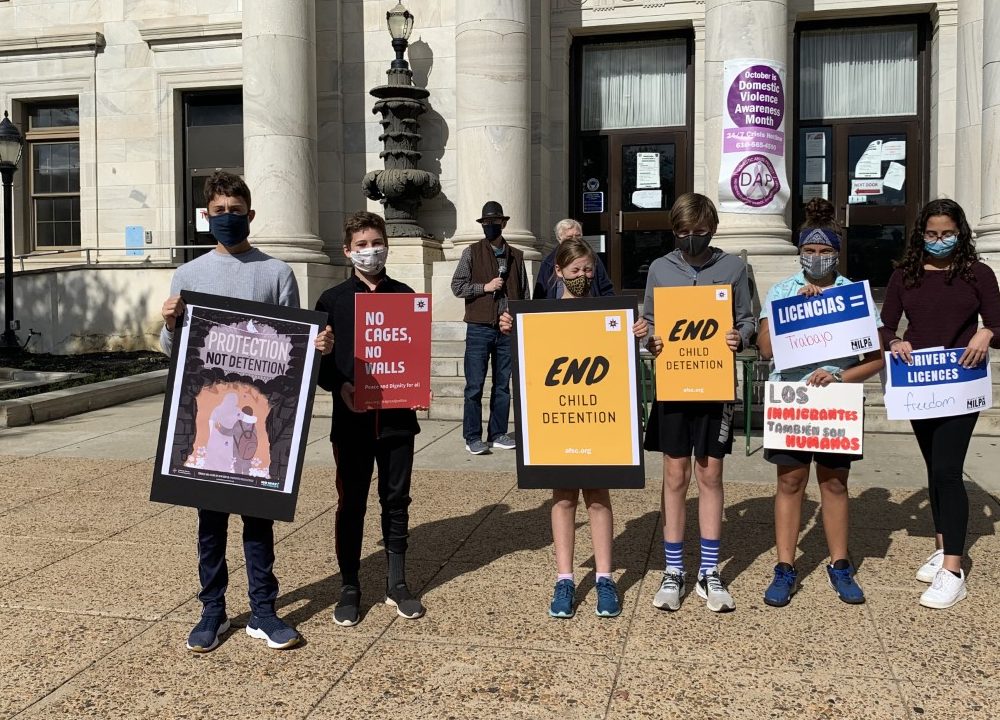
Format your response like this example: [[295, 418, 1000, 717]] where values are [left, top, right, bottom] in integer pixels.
[[159, 248, 300, 355]]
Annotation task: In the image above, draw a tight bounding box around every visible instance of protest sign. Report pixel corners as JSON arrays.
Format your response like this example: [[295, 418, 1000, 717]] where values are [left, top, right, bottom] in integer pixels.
[[151, 292, 324, 522], [767, 280, 879, 371], [764, 381, 865, 455], [654, 285, 735, 402], [353, 293, 432, 410], [510, 297, 644, 490], [883, 349, 992, 420], [719, 59, 790, 214]]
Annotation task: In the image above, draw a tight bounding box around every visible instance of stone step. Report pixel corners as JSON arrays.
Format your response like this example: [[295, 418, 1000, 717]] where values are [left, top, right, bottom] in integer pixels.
[[432, 321, 467, 342], [432, 376, 493, 398]]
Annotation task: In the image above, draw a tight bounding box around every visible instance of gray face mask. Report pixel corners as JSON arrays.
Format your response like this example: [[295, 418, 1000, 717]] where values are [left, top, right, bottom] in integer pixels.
[[800, 253, 839, 280]]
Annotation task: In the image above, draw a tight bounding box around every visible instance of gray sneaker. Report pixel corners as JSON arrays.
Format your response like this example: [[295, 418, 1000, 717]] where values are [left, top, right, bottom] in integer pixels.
[[653, 570, 686, 611], [465, 439, 489, 455], [491, 433, 516, 450]]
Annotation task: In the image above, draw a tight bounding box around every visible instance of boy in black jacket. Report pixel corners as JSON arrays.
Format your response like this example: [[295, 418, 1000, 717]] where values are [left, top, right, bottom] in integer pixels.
[[315, 211, 424, 626]]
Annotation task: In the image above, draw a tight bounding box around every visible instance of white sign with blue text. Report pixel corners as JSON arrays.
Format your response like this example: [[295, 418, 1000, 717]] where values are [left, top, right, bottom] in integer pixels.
[[768, 280, 879, 372], [883, 349, 993, 420]]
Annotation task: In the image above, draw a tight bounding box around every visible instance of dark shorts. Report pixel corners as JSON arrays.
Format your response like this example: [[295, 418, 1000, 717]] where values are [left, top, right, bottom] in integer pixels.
[[643, 401, 734, 459], [763, 448, 860, 470]]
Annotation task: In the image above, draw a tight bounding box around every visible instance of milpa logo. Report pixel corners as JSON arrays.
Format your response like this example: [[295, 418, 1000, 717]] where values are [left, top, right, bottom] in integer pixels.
[[715, 288, 729, 302], [413, 297, 429, 312], [604, 316, 622, 332]]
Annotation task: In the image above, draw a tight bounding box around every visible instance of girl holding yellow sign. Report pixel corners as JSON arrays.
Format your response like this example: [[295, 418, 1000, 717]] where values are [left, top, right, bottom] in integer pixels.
[[757, 199, 884, 608], [499, 238, 648, 619]]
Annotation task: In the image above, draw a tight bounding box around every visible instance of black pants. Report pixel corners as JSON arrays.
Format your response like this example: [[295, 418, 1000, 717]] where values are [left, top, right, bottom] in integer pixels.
[[332, 434, 414, 582], [910, 412, 978, 556], [197, 509, 278, 618]]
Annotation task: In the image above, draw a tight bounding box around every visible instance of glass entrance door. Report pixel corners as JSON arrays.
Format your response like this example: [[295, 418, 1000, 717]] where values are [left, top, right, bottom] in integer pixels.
[[795, 121, 920, 290]]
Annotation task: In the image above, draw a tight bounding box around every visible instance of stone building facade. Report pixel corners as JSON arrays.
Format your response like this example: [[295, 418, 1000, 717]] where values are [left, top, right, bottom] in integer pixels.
[[0, 0, 997, 365]]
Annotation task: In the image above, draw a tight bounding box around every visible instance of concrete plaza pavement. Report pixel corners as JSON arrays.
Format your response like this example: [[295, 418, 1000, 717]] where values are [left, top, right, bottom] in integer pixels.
[[2, 396, 1000, 719]]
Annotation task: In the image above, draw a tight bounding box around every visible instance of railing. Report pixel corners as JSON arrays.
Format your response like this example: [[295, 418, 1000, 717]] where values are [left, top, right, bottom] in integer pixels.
[[10, 245, 218, 272]]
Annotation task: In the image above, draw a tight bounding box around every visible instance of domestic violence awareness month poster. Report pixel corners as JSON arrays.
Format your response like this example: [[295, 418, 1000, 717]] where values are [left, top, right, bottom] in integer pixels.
[[353, 293, 432, 410], [509, 297, 644, 490], [151, 291, 325, 522], [767, 280, 880, 372], [883, 348, 993, 420], [654, 285, 736, 402], [764, 382, 865, 455], [719, 59, 790, 214]]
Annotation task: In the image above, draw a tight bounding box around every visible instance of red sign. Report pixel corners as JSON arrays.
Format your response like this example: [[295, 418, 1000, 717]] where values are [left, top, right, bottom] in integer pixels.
[[353, 293, 432, 411]]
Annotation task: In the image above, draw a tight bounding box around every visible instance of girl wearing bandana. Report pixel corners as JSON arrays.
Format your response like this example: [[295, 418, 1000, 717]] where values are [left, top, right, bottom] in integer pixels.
[[499, 238, 647, 618], [756, 198, 884, 607]]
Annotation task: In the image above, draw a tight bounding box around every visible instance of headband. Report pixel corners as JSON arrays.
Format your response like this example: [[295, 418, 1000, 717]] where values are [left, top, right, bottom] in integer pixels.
[[797, 227, 841, 252]]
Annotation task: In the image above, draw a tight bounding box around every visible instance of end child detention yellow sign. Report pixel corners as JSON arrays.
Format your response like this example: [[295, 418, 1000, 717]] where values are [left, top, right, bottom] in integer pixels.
[[654, 285, 736, 402]]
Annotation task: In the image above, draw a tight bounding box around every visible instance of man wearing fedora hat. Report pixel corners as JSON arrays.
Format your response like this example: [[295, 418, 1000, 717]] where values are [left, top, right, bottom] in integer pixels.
[[451, 201, 529, 455]]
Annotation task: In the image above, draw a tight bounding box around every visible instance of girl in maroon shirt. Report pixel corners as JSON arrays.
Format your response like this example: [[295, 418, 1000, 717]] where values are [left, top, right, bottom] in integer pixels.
[[880, 198, 1000, 610]]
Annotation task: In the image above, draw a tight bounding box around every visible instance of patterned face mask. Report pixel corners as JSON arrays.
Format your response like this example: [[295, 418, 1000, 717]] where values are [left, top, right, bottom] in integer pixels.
[[800, 253, 838, 280], [562, 274, 592, 297]]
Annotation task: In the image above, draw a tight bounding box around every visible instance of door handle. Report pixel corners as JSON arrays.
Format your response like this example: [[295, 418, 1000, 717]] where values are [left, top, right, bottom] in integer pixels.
[[843, 203, 850, 228], [617, 210, 623, 233]]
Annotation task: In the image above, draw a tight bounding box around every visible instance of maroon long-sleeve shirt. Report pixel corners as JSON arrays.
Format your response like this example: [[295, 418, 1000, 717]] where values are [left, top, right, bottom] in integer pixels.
[[879, 262, 1000, 351]]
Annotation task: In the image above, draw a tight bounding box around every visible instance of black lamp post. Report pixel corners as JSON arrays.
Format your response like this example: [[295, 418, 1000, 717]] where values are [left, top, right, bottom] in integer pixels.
[[362, 1, 440, 237], [386, 1, 415, 70], [0, 110, 25, 352]]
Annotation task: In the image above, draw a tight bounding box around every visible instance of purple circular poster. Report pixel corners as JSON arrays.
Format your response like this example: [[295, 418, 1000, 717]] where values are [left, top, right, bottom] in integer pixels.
[[727, 64, 784, 130], [730, 154, 780, 208]]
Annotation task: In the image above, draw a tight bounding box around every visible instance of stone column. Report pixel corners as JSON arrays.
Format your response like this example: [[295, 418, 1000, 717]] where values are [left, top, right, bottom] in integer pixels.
[[242, 0, 328, 263], [955, 0, 983, 231], [452, 0, 537, 257], [704, 0, 796, 297], [978, 0, 1000, 262]]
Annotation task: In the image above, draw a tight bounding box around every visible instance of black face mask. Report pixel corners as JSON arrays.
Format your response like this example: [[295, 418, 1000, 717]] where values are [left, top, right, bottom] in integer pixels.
[[677, 233, 712, 257], [209, 213, 251, 247], [483, 224, 503, 241]]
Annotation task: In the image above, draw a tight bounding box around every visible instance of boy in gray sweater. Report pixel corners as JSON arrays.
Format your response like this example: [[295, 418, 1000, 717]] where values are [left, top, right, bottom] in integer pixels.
[[642, 193, 755, 615], [159, 171, 331, 653]]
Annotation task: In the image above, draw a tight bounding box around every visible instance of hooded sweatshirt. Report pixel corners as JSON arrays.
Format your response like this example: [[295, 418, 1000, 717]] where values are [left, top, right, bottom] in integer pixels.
[[642, 247, 756, 350]]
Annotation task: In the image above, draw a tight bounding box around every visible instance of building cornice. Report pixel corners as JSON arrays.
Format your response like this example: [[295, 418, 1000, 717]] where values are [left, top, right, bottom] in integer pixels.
[[0, 27, 105, 56], [137, 17, 242, 50]]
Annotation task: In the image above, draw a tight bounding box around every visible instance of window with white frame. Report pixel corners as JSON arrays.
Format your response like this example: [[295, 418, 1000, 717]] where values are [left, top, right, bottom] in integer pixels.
[[26, 100, 81, 248]]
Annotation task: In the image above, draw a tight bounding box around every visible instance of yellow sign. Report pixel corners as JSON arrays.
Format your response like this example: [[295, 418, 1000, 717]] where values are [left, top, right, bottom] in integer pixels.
[[654, 285, 736, 401], [516, 307, 640, 467]]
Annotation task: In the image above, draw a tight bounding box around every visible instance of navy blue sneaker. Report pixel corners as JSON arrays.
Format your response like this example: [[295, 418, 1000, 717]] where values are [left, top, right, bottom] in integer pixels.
[[827, 562, 866, 604], [595, 577, 621, 618], [246, 615, 300, 649], [763, 563, 798, 607], [549, 579, 575, 618], [186, 614, 229, 652]]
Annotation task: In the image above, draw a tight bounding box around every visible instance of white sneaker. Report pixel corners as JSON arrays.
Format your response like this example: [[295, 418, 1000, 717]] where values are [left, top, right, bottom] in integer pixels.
[[919, 568, 967, 609], [696, 567, 736, 612], [916, 549, 944, 583], [652, 570, 685, 611]]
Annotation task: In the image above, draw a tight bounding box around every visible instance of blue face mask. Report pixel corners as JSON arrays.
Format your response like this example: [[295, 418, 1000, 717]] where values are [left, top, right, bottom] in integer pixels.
[[209, 213, 251, 247], [924, 235, 958, 258]]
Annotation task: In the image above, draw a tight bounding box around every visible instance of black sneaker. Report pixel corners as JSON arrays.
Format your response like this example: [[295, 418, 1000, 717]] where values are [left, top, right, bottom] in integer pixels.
[[385, 583, 425, 619], [186, 614, 230, 653], [333, 585, 361, 627]]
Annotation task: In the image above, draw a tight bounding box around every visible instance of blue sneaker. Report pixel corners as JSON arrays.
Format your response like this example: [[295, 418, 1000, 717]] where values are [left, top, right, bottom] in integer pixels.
[[549, 579, 576, 618], [827, 562, 866, 604], [595, 577, 621, 618], [186, 614, 230, 652], [246, 614, 300, 649], [763, 563, 797, 607]]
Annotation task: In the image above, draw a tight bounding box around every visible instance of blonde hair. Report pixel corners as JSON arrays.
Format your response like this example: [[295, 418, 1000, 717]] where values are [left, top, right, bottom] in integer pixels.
[[669, 193, 719, 234], [554, 237, 595, 271]]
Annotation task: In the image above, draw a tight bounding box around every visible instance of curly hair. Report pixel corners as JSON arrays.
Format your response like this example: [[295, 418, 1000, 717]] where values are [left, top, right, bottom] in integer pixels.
[[799, 197, 843, 237], [895, 199, 977, 288], [203, 171, 251, 209]]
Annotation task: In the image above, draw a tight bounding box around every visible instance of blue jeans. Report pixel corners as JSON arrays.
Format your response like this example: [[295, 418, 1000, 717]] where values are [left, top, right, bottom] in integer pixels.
[[196, 509, 278, 618], [463, 323, 512, 443]]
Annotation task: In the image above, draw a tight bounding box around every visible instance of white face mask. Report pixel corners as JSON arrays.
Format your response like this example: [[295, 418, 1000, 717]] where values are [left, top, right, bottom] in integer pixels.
[[350, 246, 387, 274]]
